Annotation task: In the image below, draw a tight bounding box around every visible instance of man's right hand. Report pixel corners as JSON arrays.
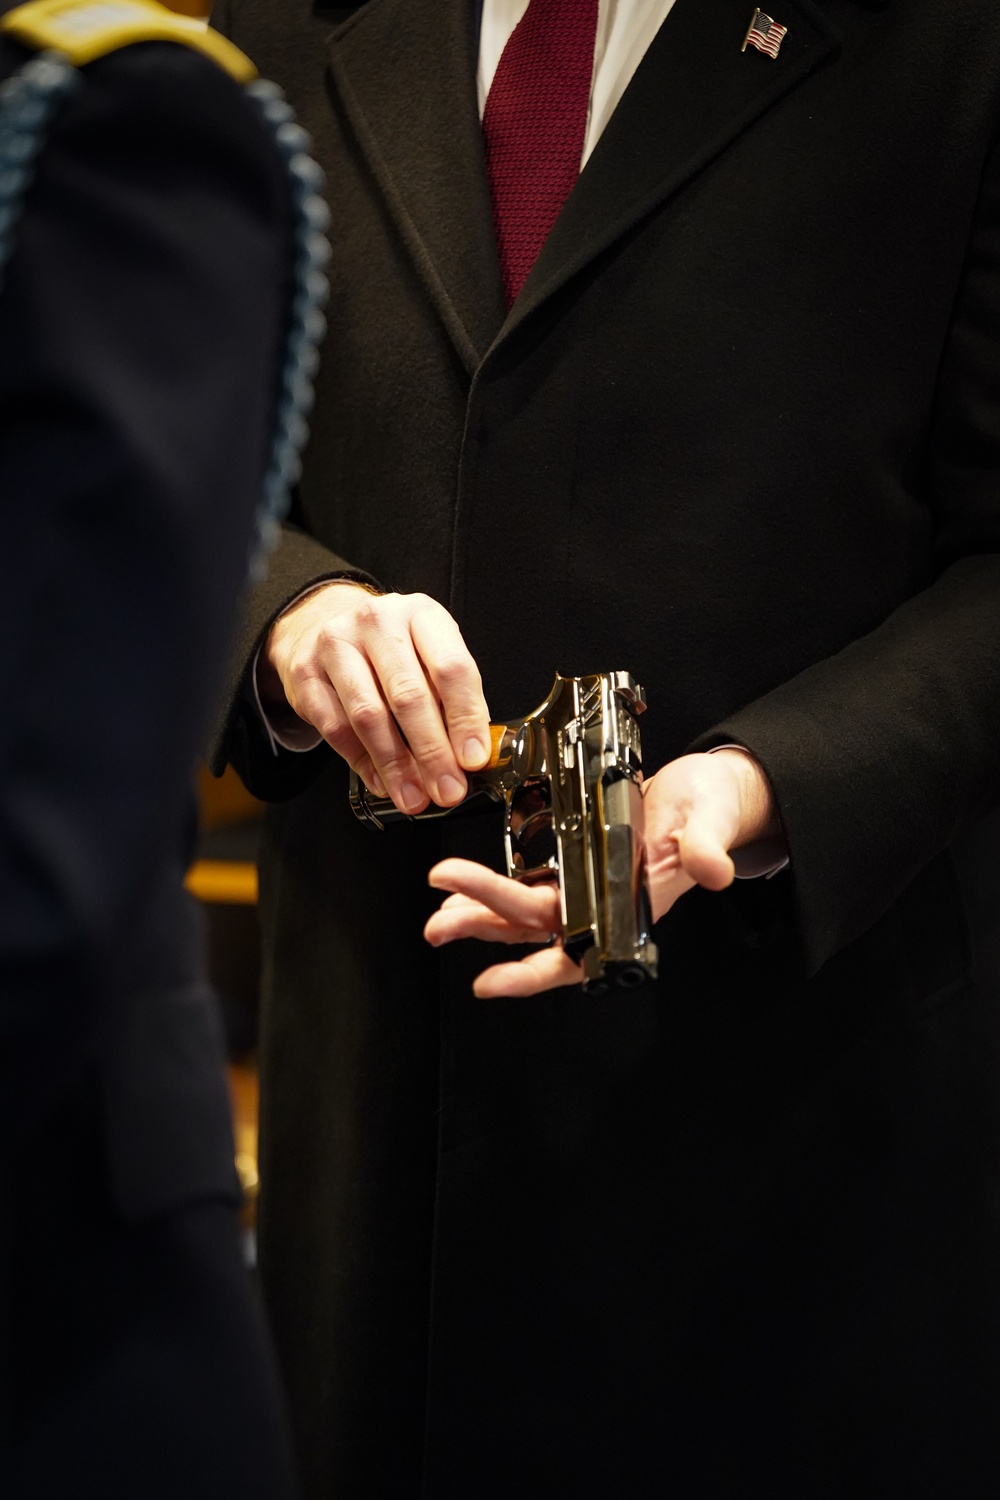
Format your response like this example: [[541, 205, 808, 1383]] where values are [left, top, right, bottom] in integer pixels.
[[257, 582, 491, 813]]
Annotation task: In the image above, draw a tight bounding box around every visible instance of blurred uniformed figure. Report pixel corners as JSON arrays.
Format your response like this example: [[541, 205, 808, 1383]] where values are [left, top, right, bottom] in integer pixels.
[[0, 1, 324, 1493]]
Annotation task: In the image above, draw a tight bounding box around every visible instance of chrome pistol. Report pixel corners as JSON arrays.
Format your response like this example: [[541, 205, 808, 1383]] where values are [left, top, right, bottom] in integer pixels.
[[349, 670, 658, 993]]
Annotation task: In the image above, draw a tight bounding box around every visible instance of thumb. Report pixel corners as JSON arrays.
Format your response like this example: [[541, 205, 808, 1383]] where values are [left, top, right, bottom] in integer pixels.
[[673, 809, 736, 891]]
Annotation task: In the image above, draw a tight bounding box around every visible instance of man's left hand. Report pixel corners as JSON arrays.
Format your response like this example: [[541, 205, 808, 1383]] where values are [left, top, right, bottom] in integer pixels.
[[423, 748, 780, 997]]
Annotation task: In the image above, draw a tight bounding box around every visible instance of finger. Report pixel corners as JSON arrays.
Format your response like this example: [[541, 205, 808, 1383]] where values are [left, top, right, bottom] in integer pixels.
[[289, 675, 387, 797], [645, 857, 697, 924], [424, 903, 541, 948], [647, 839, 682, 874], [428, 859, 560, 931], [363, 621, 467, 808], [472, 946, 583, 999], [409, 600, 491, 771], [673, 813, 736, 891], [353, 754, 387, 799], [439, 891, 489, 910], [320, 640, 430, 814]]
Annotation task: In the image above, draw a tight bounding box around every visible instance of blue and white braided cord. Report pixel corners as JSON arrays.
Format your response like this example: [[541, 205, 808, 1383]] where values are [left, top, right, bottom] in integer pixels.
[[0, 50, 79, 294], [245, 79, 331, 580], [0, 55, 328, 581]]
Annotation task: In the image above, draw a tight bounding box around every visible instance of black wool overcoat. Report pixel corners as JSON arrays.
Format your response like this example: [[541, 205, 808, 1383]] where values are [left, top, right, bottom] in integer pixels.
[[213, 0, 1000, 1494]]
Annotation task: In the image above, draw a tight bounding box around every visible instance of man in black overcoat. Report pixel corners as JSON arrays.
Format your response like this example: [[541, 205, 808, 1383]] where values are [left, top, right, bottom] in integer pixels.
[[0, 1, 309, 1491], [212, 0, 1000, 1494]]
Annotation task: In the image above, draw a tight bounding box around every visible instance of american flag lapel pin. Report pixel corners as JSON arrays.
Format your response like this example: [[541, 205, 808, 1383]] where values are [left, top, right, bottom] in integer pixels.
[[742, 8, 788, 59]]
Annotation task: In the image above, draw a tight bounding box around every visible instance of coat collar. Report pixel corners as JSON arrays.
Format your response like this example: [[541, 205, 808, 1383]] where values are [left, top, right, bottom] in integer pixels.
[[329, 0, 845, 370]]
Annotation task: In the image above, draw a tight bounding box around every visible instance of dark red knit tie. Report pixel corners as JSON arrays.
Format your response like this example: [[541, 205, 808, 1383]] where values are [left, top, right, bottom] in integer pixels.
[[483, 0, 600, 307]]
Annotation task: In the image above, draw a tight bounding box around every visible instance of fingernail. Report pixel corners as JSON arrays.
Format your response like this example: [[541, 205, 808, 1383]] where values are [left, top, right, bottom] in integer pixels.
[[401, 782, 425, 813], [463, 736, 488, 767], [437, 774, 465, 805], [371, 771, 387, 797]]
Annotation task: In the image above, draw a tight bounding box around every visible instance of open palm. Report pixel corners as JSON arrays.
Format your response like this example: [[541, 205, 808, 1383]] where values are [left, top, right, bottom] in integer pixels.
[[424, 748, 778, 997]]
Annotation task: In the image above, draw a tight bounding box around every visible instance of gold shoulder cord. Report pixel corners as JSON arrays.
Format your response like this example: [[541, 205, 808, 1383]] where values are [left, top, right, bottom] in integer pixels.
[[0, 0, 256, 81]]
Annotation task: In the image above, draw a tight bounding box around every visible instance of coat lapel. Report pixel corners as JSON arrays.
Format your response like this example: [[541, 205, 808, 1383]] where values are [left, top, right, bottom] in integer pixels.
[[500, 0, 842, 343], [327, 0, 505, 376], [330, 0, 844, 367]]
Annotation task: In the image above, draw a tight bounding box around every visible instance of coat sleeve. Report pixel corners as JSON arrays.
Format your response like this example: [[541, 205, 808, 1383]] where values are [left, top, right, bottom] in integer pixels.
[[206, 518, 377, 800], [0, 41, 291, 1140], [695, 132, 1000, 977]]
